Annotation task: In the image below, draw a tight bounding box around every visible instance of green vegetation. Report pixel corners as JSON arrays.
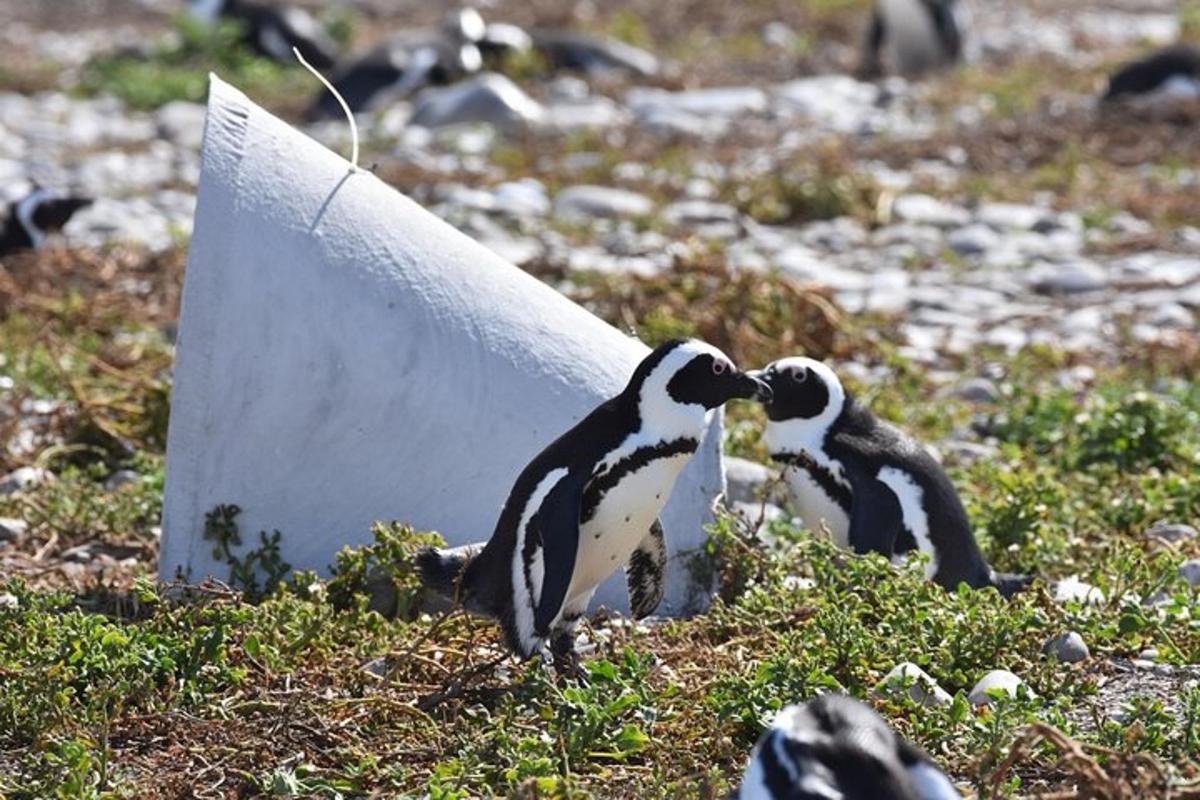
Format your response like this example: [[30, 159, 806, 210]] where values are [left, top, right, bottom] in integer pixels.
[[78, 16, 315, 111]]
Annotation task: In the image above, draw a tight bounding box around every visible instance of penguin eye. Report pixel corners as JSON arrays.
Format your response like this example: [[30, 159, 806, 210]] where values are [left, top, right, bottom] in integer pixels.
[[791, 368, 809, 384], [712, 359, 728, 375]]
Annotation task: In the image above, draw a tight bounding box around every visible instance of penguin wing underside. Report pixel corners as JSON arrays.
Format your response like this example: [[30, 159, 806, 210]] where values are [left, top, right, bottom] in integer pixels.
[[626, 518, 666, 618], [531, 467, 590, 634]]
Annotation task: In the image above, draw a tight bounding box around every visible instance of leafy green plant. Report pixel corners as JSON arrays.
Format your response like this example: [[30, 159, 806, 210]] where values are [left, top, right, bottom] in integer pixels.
[[326, 521, 445, 618], [203, 503, 291, 601]]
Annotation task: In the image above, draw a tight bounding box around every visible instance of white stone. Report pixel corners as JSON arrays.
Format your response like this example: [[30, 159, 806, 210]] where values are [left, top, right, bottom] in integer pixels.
[[555, 185, 653, 219], [159, 77, 725, 616], [1180, 559, 1200, 587], [892, 194, 970, 228], [0, 467, 52, 496], [1043, 631, 1089, 663], [626, 86, 768, 118], [877, 662, 952, 708], [723, 457, 773, 505], [1054, 576, 1105, 606], [0, 593, 17, 610], [0, 517, 27, 542], [968, 670, 1027, 706], [410, 73, 544, 131]]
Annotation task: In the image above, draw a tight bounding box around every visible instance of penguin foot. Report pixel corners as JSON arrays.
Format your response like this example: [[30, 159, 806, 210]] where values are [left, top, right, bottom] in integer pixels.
[[549, 632, 588, 683]]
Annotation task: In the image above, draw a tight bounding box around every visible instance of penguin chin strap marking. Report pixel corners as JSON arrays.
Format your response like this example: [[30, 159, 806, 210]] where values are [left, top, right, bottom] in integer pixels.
[[15, 188, 51, 250]]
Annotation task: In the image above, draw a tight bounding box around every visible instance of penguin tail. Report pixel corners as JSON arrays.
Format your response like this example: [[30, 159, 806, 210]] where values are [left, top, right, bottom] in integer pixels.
[[990, 570, 1034, 599], [415, 543, 486, 613]]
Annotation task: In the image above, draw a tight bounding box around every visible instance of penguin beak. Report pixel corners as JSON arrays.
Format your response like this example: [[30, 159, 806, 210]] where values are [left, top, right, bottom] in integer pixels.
[[744, 369, 774, 403], [737, 370, 773, 404]]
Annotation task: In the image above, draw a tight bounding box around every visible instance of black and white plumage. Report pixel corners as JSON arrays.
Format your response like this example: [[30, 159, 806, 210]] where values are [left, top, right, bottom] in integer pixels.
[[1103, 45, 1200, 104], [733, 695, 960, 800], [860, 0, 968, 78], [189, 0, 339, 70], [305, 9, 496, 119], [0, 188, 92, 258], [752, 358, 1030, 597], [417, 339, 771, 663]]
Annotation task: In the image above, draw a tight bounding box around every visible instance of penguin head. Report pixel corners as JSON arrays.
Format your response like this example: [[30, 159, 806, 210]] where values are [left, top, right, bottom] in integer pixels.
[[629, 339, 771, 434], [749, 357, 844, 425], [13, 188, 92, 250], [734, 695, 958, 800]]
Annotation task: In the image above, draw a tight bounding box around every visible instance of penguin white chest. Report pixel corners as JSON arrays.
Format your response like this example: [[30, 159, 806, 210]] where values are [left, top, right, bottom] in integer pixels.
[[879, 0, 948, 74], [569, 453, 690, 598], [784, 465, 851, 547]]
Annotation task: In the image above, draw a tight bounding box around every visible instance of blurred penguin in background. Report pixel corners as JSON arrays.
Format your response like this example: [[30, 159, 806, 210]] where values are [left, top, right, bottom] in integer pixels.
[[1102, 45, 1200, 106], [860, 0, 970, 78]]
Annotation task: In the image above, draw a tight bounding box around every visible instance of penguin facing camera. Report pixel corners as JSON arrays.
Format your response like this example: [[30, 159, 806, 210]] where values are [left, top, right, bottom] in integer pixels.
[[417, 339, 771, 673], [751, 357, 1031, 598]]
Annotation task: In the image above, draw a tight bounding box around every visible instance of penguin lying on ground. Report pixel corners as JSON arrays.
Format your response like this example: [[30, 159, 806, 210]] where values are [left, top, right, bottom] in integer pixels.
[[733, 694, 960, 800], [860, 0, 968, 78], [0, 187, 92, 258], [189, 0, 338, 70], [305, 9, 501, 120], [418, 339, 771, 669], [750, 358, 1030, 597], [1103, 45, 1200, 105]]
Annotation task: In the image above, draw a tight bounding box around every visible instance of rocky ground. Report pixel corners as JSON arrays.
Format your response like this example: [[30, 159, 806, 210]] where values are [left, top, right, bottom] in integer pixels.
[[1, 0, 1200, 798]]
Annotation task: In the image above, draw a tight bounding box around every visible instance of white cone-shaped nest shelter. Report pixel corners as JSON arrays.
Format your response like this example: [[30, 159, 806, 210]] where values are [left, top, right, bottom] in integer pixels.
[[160, 75, 724, 615]]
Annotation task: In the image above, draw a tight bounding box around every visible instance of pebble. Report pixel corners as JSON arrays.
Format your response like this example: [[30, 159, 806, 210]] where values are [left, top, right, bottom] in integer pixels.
[[0, 517, 28, 542], [951, 378, 1000, 403], [1144, 522, 1198, 544], [362, 656, 388, 678], [0, 467, 53, 496], [1054, 576, 1106, 606], [1043, 632, 1089, 663], [968, 670, 1027, 706], [0, 593, 17, 610], [947, 224, 1001, 256], [627, 86, 768, 118], [892, 194, 970, 228], [977, 202, 1056, 232], [877, 662, 953, 708], [1029, 260, 1108, 295], [1179, 559, 1200, 587], [554, 185, 653, 219], [104, 470, 141, 491]]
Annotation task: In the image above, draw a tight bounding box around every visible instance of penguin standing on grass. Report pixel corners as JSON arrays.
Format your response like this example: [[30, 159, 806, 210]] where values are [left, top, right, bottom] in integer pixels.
[[750, 357, 1030, 597], [418, 339, 772, 669], [733, 694, 960, 800], [0, 187, 92, 258], [860, 0, 969, 78], [188, 0, 339, 69]]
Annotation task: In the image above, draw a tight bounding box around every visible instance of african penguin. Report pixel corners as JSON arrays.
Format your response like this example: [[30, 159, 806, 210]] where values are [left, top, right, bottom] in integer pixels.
[[305, 9, 488, 120], [733, 694, 960, 800], [751, 357, 1030, 597], [189, 0, 338, 70], [0, 188, 92, 258], [860, 0, 969, 78], [417, 339, 771, 667], [1103, 45, 1200, 105]]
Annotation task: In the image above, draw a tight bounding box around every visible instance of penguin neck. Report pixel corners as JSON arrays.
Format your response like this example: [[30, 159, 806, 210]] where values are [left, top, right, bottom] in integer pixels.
[[14, 191, 49, 250]]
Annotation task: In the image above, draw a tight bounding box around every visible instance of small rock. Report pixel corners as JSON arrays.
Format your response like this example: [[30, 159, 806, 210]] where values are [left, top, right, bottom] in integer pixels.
[[1179, 559, 1200, 587], [554, 185, 653, 219], [104, 469, 140, 491], [892, 194, 970, 228], [1054, 576, 1105, 606], [1139, 648, 1159, 661], [952, 378, 1000, 403], [362, 656, 388, 678], [724, 457, 773, 505], [947, 224, 1000, 256], [0, 517, 28, 542], [661, 200, 740, 228], [762, 21, 799, 49], [968, 670, 1027, 706], [154, 100, 207, 150], [1043, 632, 1089, 663], [0, 467, 52, 496], [410, 73, 544, 131], [492, 179, 549, 217], [1145, 522, 1198, 544], [1029, 261, 1108, 295], [626, 86, 768, 118], [0, 593, 17, 610], [877, 662, 952, 708], [977, 202, 1056, 232]]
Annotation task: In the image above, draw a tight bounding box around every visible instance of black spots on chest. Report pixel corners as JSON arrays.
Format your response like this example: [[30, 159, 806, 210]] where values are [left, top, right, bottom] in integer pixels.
[[580, 437, 698, 523], [778, 451, 853, 514]]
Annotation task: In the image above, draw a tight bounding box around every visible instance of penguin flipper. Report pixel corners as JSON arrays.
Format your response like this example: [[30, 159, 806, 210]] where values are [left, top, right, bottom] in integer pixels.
[[846, 478, 905, 559], [626, 519, 666, 619], [531, 468, 589, 635]]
